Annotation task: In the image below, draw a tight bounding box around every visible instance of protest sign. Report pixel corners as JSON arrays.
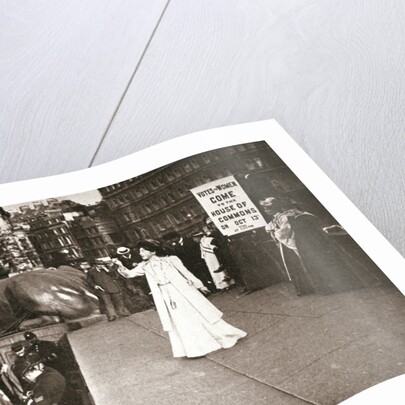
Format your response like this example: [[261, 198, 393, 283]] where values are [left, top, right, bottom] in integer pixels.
[[190, 175, 267, 236]]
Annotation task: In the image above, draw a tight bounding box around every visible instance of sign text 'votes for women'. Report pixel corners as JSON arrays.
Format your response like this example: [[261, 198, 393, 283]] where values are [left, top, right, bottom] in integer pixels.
[[191, 175, 266, 236]]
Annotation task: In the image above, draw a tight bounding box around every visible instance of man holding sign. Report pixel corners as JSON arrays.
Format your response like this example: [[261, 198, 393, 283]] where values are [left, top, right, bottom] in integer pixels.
[[191, 176, 277, 294], [191, 176, 267, 236]]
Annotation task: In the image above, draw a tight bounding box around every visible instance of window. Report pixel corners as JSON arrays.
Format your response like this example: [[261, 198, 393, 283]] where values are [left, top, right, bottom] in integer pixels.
[[212, 170, 224, 179], [180, 209, 190, 221], [172, 168, 182, 178], [270, 180, 280, 190], [177, 185, 187, 196], [202, 154, 211, 164], [65, 236, 73, 244], [201, 174, 212, 183], [167, 193, 176, 203], [189, 205, 199, 216], [254, 157, 264, 168], [244, 159, 256, 171], [157, 220, 167, 232], [134, 209, 140, 219], [169, 212, 182, 224]]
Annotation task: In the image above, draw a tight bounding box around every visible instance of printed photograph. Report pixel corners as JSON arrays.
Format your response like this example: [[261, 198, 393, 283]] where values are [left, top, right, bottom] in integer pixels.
[[0, 141, 403, 405]]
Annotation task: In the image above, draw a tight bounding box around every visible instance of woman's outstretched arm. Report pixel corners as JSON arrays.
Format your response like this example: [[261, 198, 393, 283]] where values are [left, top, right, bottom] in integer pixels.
[[113, 259, 145, 278]]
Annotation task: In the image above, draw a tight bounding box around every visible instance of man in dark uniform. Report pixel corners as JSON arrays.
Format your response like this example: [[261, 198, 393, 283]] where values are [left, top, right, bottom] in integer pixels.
[[23, 333, 62, 374], [1, 359, 24, 404], [11, 342, 29, 377], [162, 231, 216, 292], [87, 259, 131, 321], [14, 353, 66, 405]]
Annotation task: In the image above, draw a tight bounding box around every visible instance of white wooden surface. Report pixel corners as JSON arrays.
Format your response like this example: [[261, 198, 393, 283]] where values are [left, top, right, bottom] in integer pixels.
[[0, 0, 168, 180], [1, 0, 405, 256]]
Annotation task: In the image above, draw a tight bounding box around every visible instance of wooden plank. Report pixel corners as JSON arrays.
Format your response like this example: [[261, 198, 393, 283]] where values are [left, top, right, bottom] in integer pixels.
[[0, 0, 168, 183], [92, 0, 405, 255]]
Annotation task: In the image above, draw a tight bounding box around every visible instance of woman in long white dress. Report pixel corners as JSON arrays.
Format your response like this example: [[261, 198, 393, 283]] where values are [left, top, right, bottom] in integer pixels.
[[200, 227, 235, 290], [116, 239, 247, 358]]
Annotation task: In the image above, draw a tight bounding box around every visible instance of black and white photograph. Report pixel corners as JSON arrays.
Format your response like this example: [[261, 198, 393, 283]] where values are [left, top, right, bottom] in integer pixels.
[[0, 140, 403, 405]]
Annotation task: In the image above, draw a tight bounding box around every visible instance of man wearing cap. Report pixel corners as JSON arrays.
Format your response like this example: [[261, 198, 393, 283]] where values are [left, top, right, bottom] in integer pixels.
[[115, 247, 137, 269], [87, 259, 131, 321], [115, 247, 153, 301], [11, 342, 29, 374], [23, 333, 62, 374], [10, 342, 34, 395], [1, 360, 24, 404], [14, 353, 66, 405], [162, 231, 215, 292]]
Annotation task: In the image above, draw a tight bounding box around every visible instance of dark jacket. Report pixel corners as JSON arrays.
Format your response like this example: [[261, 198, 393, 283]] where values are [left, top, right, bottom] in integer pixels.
[[31, 367, 66, 405], [87, 267, 120, 294], [171, 237, 205, 271], [28, 340, 61, 373], [117, 254, 137, 270]]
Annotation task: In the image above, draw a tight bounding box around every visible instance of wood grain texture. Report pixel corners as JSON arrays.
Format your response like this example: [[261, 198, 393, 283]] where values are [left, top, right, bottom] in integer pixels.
[[0, 0, 168, 183], [92, 0, 405, 255]]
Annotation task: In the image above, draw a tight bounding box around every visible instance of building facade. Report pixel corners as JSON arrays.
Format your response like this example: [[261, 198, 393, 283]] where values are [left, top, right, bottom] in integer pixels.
[[28, 213, 86, 267], [7, 199, 122, 268], [0, 222, 43, 274], [98, 141, 309, 247]]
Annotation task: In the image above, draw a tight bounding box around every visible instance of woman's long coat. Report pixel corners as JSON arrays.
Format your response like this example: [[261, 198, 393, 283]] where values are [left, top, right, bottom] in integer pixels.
[[117, 256, 223, 332]]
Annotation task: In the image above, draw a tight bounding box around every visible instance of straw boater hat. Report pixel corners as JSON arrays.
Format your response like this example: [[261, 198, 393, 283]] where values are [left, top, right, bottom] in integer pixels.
[[205, 217, 213, 225], [116, 246, 131, 255], [259, 197, 275, 207]]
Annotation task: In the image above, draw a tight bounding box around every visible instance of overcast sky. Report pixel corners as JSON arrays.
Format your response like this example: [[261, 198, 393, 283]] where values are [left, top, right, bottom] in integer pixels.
[[4, 190, 102, 211]]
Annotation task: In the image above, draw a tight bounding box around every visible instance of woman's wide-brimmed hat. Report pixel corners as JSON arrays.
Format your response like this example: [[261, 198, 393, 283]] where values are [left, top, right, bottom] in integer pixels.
[[259, 197, 275, 207], [137, 239, 162, 252]]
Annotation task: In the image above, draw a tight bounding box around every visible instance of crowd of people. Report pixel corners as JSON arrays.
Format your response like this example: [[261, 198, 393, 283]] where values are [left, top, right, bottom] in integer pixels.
[[86, 198, 380, 331], [0, 332, 65, 405], [85, 225, 252, 359], [0, 195, 384, 403], [85, 222, 243, 324], [85, 197, 382, 361]]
